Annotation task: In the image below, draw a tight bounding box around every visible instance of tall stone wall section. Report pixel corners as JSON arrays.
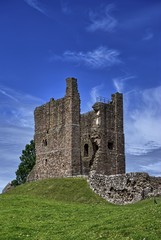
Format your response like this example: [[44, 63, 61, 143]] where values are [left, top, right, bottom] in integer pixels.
[[28, 78, 81, 181], [65, 78, 81, 175]]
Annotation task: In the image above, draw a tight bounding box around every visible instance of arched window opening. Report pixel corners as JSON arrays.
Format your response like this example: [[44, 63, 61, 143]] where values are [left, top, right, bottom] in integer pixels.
[[84, 144, 89, 157], [45, 159, 48, 165], [108, 141, 113, 150]]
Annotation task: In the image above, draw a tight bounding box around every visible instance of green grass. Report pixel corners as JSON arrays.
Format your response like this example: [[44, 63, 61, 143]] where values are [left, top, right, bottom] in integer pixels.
[[0, 178, 161, 240]]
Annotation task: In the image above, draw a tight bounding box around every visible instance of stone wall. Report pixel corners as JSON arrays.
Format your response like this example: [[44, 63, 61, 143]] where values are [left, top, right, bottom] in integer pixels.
[[28, 78, 81, 181], [88, 172, 161, 204]]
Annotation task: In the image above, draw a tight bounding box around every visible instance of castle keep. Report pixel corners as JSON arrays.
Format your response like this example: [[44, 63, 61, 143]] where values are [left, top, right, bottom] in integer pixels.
[[28, 78, 125, 181]]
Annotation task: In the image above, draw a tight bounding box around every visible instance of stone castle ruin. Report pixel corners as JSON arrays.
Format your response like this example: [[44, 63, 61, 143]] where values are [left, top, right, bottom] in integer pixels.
[[27, 77, 161, 204], [28, 77, 125, 181]]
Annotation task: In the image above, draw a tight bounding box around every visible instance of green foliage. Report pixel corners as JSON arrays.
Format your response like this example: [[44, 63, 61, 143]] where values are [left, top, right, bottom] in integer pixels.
[[1, 178, 161, 240], [12, 140, 36, 186], [11, 179, 19, 187]]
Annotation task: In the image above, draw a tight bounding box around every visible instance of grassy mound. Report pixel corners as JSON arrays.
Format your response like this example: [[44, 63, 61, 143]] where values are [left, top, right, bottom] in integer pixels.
[[0, 178, 161, 240], [6, 177, 107, 204]]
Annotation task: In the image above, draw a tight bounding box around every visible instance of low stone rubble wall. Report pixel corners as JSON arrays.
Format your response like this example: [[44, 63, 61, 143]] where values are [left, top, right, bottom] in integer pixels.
[[88, 172, 161, 205]]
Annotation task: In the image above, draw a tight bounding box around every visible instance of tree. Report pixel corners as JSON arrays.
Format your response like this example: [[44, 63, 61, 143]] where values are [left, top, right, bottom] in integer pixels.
[[12, 140, 36, 186]]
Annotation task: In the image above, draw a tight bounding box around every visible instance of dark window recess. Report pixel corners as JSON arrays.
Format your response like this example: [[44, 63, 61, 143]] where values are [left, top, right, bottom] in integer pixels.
[[94, 143, 99, 151], [45, 159, 48, 165], [84, 144, 89, 157], [89, 142, 99, 168], [43, 139, 47, 146], [108, 141, 113, 150]]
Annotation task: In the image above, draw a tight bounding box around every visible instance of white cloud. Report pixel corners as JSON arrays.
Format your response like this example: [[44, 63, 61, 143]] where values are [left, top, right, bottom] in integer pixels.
[[90, 85, 103, 103], [124, 85, 161, 155], [0, 89, 18, 102], [52, 46, 121, 69], [113, 76, 161, 156], [24, 0, 47, 16], [87, 4, 117, 32], [0, 126, 33, 193], [0, 86, 43, 192], [141, 161, 161, 175], [126, 148, 161, 176], [87, 84, 104, 110], [113, 80, 161, 176], [82, 83, 111, 113], [113, 75, 136, 92]]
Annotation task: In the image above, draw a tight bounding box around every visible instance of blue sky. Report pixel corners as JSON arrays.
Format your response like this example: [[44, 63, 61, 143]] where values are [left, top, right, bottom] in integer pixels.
[[0, 0, 161, 192]]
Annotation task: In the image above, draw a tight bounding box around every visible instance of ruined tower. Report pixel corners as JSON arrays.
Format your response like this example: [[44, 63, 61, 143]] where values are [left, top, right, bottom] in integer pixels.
[[80, 93, 125, 175], [28, 77, 125, 181]]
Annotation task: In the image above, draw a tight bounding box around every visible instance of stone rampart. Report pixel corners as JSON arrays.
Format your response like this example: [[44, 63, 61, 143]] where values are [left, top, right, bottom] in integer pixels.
[[88, 172, 161, 204]]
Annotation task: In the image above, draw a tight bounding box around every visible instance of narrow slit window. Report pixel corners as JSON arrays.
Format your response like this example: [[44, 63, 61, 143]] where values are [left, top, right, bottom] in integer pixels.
[[84, 144, 89, 157], [45, 159, 48, 165]]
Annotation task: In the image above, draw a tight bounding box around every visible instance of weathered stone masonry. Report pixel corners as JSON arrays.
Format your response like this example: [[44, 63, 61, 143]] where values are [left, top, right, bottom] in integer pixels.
[[28, 77, 125, 181]]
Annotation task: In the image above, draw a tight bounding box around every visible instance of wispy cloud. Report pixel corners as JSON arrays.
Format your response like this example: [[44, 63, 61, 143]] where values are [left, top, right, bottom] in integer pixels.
[[0, 88, 18, 102], [81, 84, 104, 113], [142, 29, 154, 41], [90, 85, 103, 103], [87, 4, 117, 32], [52, 46, 121, 69], [24, 0, 47, 16], [113, 75, 136, 92], [124, 85, 161, 156], [0, 86, 43, 192]]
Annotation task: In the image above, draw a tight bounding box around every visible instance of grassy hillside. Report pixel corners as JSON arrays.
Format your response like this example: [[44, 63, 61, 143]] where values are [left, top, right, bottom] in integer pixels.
[[0, 178, 161, 240]]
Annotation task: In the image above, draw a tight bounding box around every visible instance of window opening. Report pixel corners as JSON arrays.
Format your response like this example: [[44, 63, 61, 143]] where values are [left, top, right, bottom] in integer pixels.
[[108, 141, 113, 150], [45, 159, 48, 165], [43, 139, 47, 146], [84, 144, 89, 157], [89, 141, 99, 168]]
